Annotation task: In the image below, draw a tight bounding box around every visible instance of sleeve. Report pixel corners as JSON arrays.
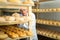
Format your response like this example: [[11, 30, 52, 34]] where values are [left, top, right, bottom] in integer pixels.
[[30, 13, 36, 22], [22, 13, 36, 29]]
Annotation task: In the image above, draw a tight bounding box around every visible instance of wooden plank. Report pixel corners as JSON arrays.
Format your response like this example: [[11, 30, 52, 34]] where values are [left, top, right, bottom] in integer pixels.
[[32, 8, 60, 12]]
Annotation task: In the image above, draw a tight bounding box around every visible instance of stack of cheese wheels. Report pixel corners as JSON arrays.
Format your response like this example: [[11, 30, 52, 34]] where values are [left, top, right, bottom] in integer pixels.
[[6, 26, 26, 37], [12, 13, 21, 21], [5, 16, 15, 21], [0, 27, 19, 39], [6, 31, 19, 39], [12, 13, 20, 17], [7, 0, 21, 4], [12, 13, 25, 23]]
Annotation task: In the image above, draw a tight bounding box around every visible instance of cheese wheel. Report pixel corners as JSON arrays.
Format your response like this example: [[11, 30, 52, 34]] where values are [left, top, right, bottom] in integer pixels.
[[19, 32, 26, 37], [42, 9, 45, 12], [53, 8, 56, 12], [49, 9, 52, 12], [12, 13, 20, 17], [12, 33, 19, 38], [46, 9, 49, 12], [25, 30, 32, 36], [16, 16, 30, 23], [0, 31, 8, 39], [57, 8, 60, 12], [7, 31, 19, 38], [0, 34, 8, 39]]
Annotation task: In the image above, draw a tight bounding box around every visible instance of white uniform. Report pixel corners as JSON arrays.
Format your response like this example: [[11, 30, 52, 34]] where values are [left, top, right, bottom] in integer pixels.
[[18, 13, 38, 40], [29, 13, 38, 40]]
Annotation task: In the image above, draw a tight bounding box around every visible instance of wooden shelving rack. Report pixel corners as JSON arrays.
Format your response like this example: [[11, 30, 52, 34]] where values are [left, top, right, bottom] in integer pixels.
[[33, 0, 60, 40], [0, 1, 34, 40], [37, 26, 60, 40]]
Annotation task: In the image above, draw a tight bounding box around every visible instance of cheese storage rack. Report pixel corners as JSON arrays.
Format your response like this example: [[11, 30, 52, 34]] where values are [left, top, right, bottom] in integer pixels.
[[32, 8, 60, 13], [0, 0, 34, 40], [32, 0, 60, 40]]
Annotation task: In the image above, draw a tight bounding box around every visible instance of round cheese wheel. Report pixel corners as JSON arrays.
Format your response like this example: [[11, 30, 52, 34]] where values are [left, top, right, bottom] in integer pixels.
[[0, 31, 8, 39], [25, 30, 32, 36], [19, 32, 26, 37], [5, 16, 15, 21], [49, 9, 52, 12], [12, 13, 20, 17], [57, 8, 60, 12], [12, 33, 19, 38], [53, 8, 56, 11], [7, 31, 19, 38]]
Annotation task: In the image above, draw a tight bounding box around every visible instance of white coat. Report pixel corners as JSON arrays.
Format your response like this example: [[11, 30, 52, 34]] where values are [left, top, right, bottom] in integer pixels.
[[18, 13, 38, 40]]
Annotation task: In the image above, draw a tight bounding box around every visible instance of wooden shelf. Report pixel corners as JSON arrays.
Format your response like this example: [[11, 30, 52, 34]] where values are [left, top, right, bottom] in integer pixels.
[[4, 36, 30, 40], [32, 8, 60, 12], [36, 19, 60, 27], [37, 27, 60, 40], [0, 34, 30, 40], [0, 2, 32, 6], [0, 21, 20, 25], [0, 26, 32, 40], [0, 20, 29, 25], [0, 3, 32, 9], [0, 21, 24, 25]]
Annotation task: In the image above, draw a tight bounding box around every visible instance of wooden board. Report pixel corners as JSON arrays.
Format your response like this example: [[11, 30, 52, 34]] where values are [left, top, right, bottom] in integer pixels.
[[0, 20, 28, 25], [36, 19, 60, 27]]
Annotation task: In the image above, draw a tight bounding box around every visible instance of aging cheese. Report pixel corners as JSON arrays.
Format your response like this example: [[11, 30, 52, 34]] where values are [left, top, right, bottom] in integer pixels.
[[25, 30, 32, 36], [7, 31, 19, 38], [12, 13, 20, 17]]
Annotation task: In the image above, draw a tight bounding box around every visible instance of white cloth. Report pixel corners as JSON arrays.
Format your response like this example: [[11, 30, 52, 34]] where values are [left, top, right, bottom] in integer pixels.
[[18, 13, 38, 40], [23, 13, 36, 29]]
